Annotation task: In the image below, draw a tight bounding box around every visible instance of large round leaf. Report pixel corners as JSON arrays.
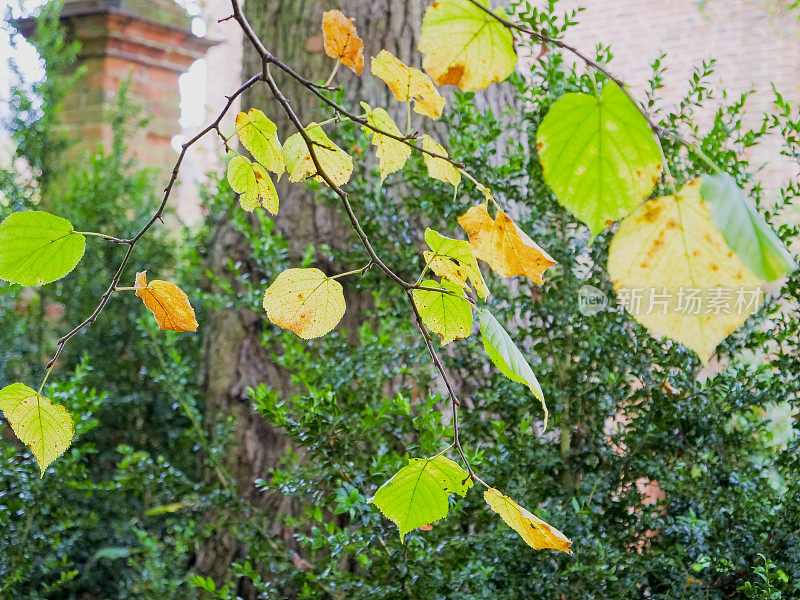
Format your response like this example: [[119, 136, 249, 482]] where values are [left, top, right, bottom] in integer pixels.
[[537, 82, 662, 237], [0, 211, 86, 286], [419, 0, 517, 91]]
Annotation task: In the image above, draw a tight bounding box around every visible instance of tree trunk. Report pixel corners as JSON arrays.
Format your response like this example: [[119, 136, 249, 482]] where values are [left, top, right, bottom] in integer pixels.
[[196, 0, 517, 589]]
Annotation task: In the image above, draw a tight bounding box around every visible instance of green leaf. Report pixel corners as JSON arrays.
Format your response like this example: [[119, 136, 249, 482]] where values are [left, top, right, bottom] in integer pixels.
[[369, 455, 472, 540], [226, 155, 279, 214], [412, 279, 473, 344], [700, 174, 797, 281], [537, 82, 663, 236], [0, 382, 74, 476], [419, 0, 517, 91], [425, 228, 488, 298], [0, 211, 86, 286], [235, 109, 284, 175], [479, 309, 547, 428]]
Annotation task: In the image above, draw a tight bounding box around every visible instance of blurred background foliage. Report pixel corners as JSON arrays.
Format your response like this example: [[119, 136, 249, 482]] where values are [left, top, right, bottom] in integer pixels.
[[1, 2, 800, 599]]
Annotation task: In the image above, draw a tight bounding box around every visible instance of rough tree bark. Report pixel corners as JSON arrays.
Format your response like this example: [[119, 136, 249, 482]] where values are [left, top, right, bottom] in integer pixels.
[[196, 0, 517, 587]]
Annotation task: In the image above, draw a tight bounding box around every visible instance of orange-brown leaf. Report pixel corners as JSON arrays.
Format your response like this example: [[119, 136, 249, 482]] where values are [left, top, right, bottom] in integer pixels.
[[458, 204, 555, 284], [484, 487, 572, 553], [134, 271, 198, 332], [322, 10, 364, 75]]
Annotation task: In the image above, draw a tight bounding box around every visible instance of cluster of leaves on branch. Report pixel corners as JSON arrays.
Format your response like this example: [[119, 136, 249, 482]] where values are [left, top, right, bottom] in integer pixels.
[[0, 0, 796, 561]]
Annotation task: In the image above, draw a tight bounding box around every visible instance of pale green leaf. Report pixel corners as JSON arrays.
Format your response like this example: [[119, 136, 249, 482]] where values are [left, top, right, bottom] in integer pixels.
[[537, 82, 663, 236], [412, 278, 473, 344], [0, 211, 86, 286], [235, 109, 284, 175], [419, 0, 517, 91], [0, 382, 74, 476], [226, 155, 279, 214], [479, 309, 547, 428], [424, 228, 487, 298], [369, 455, 472, 540], [361, 101, 411, 182], [701, 174, 797, 281]]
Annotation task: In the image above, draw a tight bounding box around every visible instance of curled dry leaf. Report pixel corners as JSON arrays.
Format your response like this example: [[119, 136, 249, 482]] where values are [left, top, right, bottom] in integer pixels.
[[134, 271, 198, 332], [262, 268, 346, 339], [484, 486, 572, 553], [458, 204, 555, 284], [370, 50, 445, 119], [322, 9, 365, 75]]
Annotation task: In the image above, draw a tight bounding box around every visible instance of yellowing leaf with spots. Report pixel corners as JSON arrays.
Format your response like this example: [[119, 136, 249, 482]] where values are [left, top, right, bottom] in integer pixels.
[[424, 228, 488, 298], [422, 135, 461, 188], [322, 9, 364, 75], [419, 0, 517, 91], [607, 181, 762, 364], [134, 271, 198, 332], [458, 204, 555, 284], [227, 155, 279, 214], [412, 278, 473, 344], [484, 487, 572, 553], [361, 102, 411, 182], [370, 50, 445, 119], [0, 383, 74, 476], [282, 123, 354, 187], [234, 109, 283, 174], [262, 268, 346, 339]]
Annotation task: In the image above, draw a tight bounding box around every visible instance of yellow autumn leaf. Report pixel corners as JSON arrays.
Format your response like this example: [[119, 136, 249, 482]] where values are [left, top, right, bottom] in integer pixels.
[[419, 0, 518, 91], [424, 228, 488, 298], [458, 203, 555, 284], [0, 382, 74, 477], [424, 251, 469, 290], [607, 180, 762, 364], [282, 123, 353, 187], [134, 271, 198, 332], [262, 268, 346, 339], [484, 487, 572, 553], [226, 155, 279, 214], [361, 101, 411, 182], [421, 134, 461, 188], [322, 9, 364, 75], [370, 50, 445, 120]]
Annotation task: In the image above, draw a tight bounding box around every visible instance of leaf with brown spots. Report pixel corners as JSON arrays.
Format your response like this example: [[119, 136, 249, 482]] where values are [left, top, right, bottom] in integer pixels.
[[457, 204, 555, 284], [484, 486, 572, 553], [322, 10, 364, 74], [370, 50, 445, 119], [607, 181, 762, 363], [262, 268, 346, 339], [134, 271, 198, 332]]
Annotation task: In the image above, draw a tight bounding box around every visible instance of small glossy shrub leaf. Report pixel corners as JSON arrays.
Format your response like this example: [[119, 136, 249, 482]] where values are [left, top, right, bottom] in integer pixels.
[[263, 268, 346, 339], [419, 0, 517, 91], [479, 309, 547, 428], [425, 228, 487, 298], [135, 271, 198, 332], [234, 109, 284, 174], [484, 487, 572, 553], [322, 9, 364, 74], [421, 134, 461, 188], [361, 102, 411, 181], [701, 173, 797, 281], [0, 382, 74, 476], [227, 155, 279, 214], [370, 455, 472, 541], [537, 82, 662, 236], [282, 123, 353, 187], [370, 50, 445, 119], [0, 211, 85, 286], [608, 181, 761, 364], [412, 279, 473, 344], [458, 204, 555, 284]]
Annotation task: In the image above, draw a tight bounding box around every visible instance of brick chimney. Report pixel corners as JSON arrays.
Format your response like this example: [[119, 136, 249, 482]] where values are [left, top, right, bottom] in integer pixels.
[[18, 0, 214, 169]]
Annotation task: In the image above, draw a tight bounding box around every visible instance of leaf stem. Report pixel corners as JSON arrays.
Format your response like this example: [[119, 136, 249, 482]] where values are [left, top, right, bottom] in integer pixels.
[[74, 231, 129, 244], [37, 365, 53, 395], [406, 100, 412, 137], [323, 58, 341, 88], [330, 261, 373, 279]]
